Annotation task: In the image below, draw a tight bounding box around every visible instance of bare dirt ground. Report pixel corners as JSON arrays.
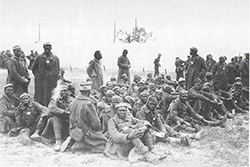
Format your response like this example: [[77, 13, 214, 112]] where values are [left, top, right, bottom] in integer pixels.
[[0, 69, 248, 167]]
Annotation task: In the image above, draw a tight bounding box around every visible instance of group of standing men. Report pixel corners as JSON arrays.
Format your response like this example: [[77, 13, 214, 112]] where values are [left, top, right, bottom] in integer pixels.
[[0, 44, 248, 163]]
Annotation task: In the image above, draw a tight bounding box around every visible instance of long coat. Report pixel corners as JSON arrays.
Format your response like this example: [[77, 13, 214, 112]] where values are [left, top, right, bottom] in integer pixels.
[[166, 98, 203, 126], [239, 59, 249, 87], [212, 62, 228, 91], [32, 52, 60, 106], [6, 56, 30, 97], [117, 55, 131, 84], [69, 93, 107, 151], [0, 93, 20, 133], [226, 62, 239, 85], [87, 59, 104, 91], [104, 114, 151, 160], [186, 55, 207, 90]]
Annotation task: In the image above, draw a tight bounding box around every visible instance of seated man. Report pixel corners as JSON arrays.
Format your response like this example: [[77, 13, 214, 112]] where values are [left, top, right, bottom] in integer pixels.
[[37, 85, 73, 151], [175, 77, 186, 93], [133, 90, 149, 117], [100, 95, 122, 135], [188, 79, 233, 119], [212, 81, 247, 113], [12, 93, 49, 141], [69, 82, 107, 153], [0, 84, 20, 133], [104, 103, 162, 162], [167, 91, 224, 133]]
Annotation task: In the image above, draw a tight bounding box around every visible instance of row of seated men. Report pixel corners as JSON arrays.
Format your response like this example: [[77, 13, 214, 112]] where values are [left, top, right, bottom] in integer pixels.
[[0, 73, 248, 163]]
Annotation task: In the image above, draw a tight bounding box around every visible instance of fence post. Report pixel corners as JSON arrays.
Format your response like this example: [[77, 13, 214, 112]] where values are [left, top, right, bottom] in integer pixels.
[[143, 68, 145, 73], [165, 69, 167, 75]]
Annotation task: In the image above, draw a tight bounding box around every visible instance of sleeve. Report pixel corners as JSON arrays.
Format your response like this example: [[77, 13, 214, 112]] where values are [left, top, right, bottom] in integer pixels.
[[117, 57, 127, 68], [0, 98, 16, 117], [108, 119, 129, 143], [187, 103, 203, 120], [86, 102, 101, 131], [31, 56, 39, 75], [167, 101, 184, 123], [155, 115, 166, 132], [188, 89, 211, 102], [34, 102, 50, 118], [87, 61, 97, 77], [136, 110, 147, 121], [48, 99, 67, 115], [7, 60, 26, 84]]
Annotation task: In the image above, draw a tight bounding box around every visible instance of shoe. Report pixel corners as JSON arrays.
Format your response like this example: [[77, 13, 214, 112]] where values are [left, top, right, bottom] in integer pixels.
[[180, 137, 190, 146], [54, 140, 62, 152], [226, 113, 234, 119], [60, 136, 73, 152], [30, 132, 41, 142], [194, 129, 205, 140], [144, 151, 162, 163]]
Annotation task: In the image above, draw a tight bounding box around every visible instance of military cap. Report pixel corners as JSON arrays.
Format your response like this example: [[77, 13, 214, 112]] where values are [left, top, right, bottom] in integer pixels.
[[194, 77, 202, 84], [235, 77, 242, 82], [111, 95, 122, 102], [190, 47, 198, 52], [106, 90, 115, 95], [178, 77, 186, 83], [155, 89, 163, 94], [79, 81, 92, 91], [20, 93, 31, 99], [116, 103, 128, 110], [59, 84, 68, 91], [138, 80, 145, 85], [13, 45, 21, 51], [134, 75, 141, 80], [140, 90, 150, 97], [99, 85, 108, 91], [147, 96, 157, 104], [43, 42, 52, 47], [112, 86, 121, 91], [4, 84, 14, 90], [124, 96, 135, 105], [205, 72, 213, 77], [179, 90, 188, 95]]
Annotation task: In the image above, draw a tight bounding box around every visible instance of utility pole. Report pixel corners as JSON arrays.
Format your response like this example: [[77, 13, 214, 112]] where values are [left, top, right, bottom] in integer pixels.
[[113, 21, 116, 43], [135, 18, 137, 29]]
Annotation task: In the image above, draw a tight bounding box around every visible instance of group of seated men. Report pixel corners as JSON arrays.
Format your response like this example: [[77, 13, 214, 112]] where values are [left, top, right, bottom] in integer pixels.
[[0, 70, 248, 163]]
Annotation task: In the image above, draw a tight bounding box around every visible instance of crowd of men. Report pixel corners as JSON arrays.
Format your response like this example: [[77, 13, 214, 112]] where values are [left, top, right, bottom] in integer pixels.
[[0, 43, 249, 163]]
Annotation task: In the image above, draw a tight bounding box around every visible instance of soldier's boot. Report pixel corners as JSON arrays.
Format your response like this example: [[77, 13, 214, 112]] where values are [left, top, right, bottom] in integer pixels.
[[180, 137, 190, 146], [204, 117, 227, 127], [60, 136, 75, 152], [30, 130, 41, 142], [212, 109, 224, 120], [143, 132, 154, 150], [54, 139, 62, 152]]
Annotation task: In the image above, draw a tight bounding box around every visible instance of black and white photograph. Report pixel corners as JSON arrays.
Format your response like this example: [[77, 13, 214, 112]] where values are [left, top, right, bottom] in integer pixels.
[[0, 0, 249, 166]]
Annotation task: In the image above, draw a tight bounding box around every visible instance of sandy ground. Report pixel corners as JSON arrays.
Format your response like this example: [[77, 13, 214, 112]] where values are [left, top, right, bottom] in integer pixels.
[[0, 114, 248, 167], [0, 69, 248, 167]]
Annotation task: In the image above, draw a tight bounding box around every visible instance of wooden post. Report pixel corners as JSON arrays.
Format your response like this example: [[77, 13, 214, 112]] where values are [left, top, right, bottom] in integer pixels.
[[103, 65, 106, 71], [165, 69, 167, 75], [143, 68, 145, 73]]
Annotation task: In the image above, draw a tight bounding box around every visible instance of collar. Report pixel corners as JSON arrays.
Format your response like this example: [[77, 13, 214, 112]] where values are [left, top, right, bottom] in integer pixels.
[[113, 114, 130, 123], [42, 52, 54, 60], [76, 93, 91, 101]]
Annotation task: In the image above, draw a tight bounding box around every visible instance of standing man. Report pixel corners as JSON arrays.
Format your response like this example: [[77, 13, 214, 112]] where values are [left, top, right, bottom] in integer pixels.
[[186, 47, 207, 90], [239, 53, 249, 87], [7, 45, 30, 97], [212, 56, 228, 91], [117, 49, 131, 84], [154, 54, 161, 77], [175, 57, 185, 81], [32, 42, 60, 106], [87, 50, 104, 91], [26, 50, 36, 70]]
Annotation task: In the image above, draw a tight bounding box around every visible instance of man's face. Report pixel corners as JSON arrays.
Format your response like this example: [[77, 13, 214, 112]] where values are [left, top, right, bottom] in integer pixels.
[[147, 101, 157, 111], [112, 99, 121, 108], [60, 89, 68, 98], [114, 89, 121, 95], [5, 87, 14, 96], [21, 97, 30, 105], [140, 95, 148, 104], [14, 49, 22, 57], [134, 78, 140, 83], [179, 81, 186, 87], [105, 94, 113, 103], [195, 83, 202, 90], [180, 94, 188, 102], [214, 83, 220, 90], [44, 45, 52, 54], [117, 107, 127, 120], [138, 83, 144, 91], [155, 92, 163, 100]]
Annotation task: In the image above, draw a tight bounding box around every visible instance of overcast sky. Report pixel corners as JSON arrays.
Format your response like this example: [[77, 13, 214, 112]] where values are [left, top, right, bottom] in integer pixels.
[[0, 0, 249, 71]]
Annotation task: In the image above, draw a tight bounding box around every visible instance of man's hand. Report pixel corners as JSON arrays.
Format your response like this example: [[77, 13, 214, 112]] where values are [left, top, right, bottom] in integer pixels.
[[127, 129, 141, 140]]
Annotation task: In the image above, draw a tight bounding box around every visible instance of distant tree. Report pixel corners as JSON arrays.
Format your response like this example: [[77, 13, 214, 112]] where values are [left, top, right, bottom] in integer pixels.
[[117, 27, 153, 43]]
